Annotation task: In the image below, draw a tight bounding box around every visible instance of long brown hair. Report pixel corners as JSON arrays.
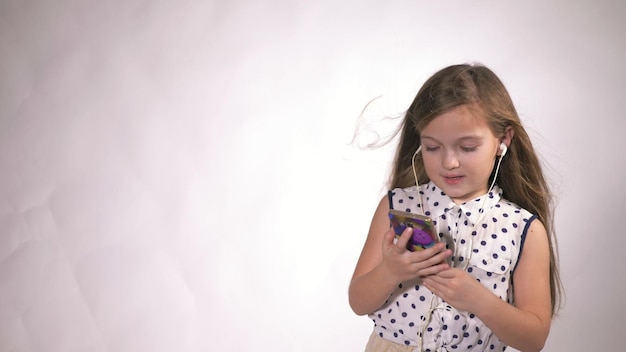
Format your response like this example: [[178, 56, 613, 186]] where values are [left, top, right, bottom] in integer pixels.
[[390, 63, 563, 315]]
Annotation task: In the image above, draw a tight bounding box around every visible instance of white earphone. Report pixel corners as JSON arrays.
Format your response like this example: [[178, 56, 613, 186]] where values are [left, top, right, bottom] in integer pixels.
[[499, 142, 508, 157]]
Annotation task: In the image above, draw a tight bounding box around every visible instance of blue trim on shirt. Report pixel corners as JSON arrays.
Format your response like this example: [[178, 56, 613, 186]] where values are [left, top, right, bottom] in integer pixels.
[[514, 214, 538, 272]]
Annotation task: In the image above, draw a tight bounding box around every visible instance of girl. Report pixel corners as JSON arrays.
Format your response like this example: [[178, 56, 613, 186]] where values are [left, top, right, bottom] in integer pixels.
[[349, 64, 562, 352]]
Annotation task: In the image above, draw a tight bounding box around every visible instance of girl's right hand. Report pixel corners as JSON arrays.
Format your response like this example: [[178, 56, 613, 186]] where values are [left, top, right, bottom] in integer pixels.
[[381, 227, 451, 284], [349, 196, 452, 315]]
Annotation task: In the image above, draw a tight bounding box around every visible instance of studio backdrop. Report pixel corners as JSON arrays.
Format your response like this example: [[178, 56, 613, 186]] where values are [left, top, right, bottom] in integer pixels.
[[0, 0, 624, 351]]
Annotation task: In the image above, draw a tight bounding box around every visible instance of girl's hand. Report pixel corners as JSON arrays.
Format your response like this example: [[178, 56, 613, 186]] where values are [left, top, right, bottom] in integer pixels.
[[381, 227, 452, 284], [421, 268, 490, 312]]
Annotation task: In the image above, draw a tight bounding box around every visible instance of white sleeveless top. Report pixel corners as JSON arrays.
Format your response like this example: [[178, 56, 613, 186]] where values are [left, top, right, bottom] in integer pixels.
[[368, 182, 536, 351]]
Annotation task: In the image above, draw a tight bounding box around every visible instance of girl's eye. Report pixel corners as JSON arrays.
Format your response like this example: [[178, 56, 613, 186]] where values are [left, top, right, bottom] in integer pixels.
[[461, 146, 478, 152], [424, 146, 440, 152]]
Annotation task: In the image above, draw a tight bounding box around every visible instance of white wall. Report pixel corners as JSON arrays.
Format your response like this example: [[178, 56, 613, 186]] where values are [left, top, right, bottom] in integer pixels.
[[1, 0, 624, 351]]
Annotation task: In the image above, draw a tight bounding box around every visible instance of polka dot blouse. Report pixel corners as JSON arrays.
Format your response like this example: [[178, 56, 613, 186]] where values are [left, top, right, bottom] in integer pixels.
[[368, 182, 536, 351]]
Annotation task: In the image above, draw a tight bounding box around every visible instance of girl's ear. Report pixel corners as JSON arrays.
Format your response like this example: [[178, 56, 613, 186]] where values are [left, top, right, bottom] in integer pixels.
[[498, 127, 515, 155]]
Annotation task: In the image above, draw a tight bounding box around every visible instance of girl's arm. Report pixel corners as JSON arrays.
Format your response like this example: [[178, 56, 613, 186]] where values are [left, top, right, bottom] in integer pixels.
[[474, 219, 552, 351], [348, 196, 451, 316], [423, 219, 552, 352]]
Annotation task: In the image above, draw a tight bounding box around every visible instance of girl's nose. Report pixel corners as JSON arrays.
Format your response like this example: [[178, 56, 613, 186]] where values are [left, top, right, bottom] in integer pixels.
[[442, 151, 460, 170]]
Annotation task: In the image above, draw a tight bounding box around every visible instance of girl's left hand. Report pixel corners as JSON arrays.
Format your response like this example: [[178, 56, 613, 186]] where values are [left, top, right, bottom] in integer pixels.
[[421, 268, 490, 313]]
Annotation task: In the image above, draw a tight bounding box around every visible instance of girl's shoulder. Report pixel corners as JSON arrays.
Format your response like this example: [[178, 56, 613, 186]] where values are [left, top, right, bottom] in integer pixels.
[[388, 185, 420, 198], [496, 197, 535, 219], [388, 183, 435, 199], [387, 186, 420, 213]]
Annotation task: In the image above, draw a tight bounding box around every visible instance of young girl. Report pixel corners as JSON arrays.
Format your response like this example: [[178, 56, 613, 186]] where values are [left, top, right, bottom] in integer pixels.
[[349, 63, 562, 352]]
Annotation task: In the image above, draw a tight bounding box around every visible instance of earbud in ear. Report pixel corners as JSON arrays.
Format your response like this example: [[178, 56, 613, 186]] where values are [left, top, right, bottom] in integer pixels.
[[499, 142, 508, 157]]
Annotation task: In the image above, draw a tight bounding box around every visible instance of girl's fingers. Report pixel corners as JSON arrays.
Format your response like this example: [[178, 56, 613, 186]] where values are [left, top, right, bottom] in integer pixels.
[[394, 227, 413, 252], [418, 262, 450, 277], [412, 242, 448, 260], [408, 245, 451, 272], [381, 228, 397, 247]]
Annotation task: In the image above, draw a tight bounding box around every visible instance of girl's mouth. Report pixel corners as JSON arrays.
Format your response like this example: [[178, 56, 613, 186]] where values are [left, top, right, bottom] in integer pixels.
[[443, 175, 463, 185]]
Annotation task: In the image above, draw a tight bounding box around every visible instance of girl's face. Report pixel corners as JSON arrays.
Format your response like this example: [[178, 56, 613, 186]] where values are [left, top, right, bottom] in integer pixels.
[[420, 105, 501, 204]]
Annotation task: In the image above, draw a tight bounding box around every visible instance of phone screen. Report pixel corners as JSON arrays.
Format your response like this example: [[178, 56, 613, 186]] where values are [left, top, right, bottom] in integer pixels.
[[388, 209, 438, 251]]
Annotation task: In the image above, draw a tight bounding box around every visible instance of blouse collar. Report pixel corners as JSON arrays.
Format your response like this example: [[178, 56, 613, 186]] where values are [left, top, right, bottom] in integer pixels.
[[422, 182, 503, 226]]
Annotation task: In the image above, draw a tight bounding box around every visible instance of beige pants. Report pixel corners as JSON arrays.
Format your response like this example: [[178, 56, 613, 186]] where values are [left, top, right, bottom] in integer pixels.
[[364, 332, 416, 352]]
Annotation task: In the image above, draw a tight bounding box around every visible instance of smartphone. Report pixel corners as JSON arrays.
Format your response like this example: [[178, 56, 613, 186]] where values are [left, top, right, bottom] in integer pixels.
[[388, 209, 438, 251]]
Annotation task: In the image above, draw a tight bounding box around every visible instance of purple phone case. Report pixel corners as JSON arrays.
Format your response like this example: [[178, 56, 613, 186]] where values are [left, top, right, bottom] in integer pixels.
[[388, 209, 437, 251]]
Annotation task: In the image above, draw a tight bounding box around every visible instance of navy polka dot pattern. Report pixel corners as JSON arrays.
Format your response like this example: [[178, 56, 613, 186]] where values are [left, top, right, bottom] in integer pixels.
[[369, 182, 535, 351]]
